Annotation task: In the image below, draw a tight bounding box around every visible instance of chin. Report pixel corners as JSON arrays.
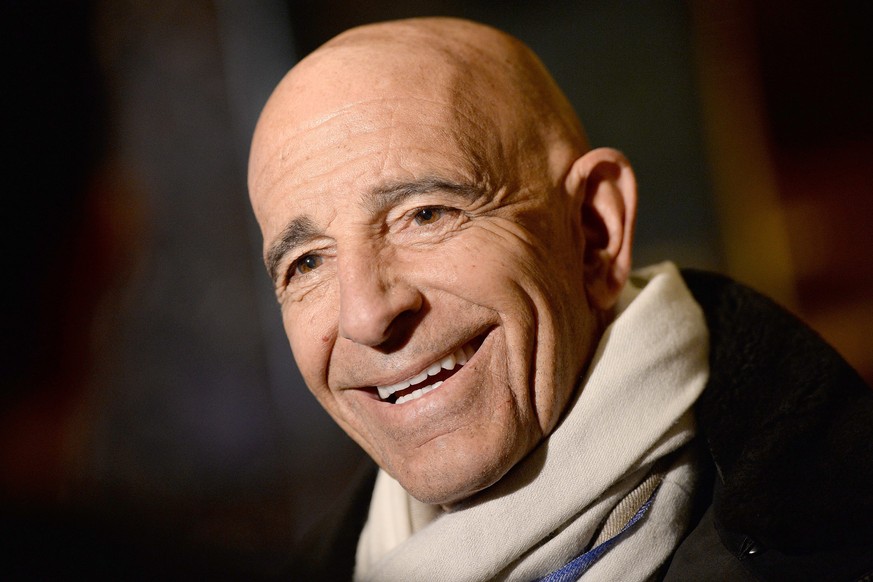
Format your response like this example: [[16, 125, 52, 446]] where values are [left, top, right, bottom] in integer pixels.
[[407, 478, 486, 507], [395, 448, 521, 507]]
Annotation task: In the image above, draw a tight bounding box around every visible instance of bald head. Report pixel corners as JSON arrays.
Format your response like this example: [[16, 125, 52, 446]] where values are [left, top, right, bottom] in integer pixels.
[[308, 17, 584, 145], [249, 18, 587, 221]]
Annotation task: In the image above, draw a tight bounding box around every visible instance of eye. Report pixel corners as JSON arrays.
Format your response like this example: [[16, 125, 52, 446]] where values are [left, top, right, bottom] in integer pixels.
[[414, 207, 443, 226], [294, 254, 323, 276]]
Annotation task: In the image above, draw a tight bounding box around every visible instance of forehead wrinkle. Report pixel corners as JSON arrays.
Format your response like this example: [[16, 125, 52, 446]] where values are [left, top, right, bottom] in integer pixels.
[[265, 215, 320, 281], [263, 115, 467, 201], [273, 96, 465, 164]]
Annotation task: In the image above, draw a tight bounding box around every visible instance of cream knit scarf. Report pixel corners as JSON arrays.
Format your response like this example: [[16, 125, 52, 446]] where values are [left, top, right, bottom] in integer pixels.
[[354, 262, 709, 581]]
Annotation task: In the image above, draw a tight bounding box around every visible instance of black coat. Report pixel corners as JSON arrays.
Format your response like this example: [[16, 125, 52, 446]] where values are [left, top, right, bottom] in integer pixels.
[[293, 271, 873, 581]]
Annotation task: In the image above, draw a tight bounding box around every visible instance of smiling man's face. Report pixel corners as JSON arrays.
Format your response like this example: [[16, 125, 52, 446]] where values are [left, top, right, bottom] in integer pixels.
[[249, 20, 614, 504]]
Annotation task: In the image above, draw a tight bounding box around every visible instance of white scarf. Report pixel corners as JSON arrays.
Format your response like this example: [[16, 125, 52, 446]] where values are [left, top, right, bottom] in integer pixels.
[[355, 262, 709, 581]]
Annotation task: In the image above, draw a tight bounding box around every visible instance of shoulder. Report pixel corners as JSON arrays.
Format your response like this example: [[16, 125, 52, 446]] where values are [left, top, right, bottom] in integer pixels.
[[675, 269, 873, 581]]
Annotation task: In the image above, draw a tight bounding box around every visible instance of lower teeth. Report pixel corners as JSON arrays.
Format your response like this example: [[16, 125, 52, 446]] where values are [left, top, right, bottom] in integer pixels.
[[395, 380, 443, 404]]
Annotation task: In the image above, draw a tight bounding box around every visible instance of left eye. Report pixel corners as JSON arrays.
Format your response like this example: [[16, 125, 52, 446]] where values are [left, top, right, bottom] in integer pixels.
[[295, 254, 323, 275], [414, 207, 443, 225]]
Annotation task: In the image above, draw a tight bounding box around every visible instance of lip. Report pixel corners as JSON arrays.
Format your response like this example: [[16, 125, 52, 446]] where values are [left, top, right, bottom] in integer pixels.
[[350, 329, 491, 406], [375, 343, 473, 400], [365, 331, 486, 386], [336, 327, 498, 460]]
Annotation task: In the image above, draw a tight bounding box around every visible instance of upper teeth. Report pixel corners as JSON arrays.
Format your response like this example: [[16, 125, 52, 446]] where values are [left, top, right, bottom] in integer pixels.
[[377, 345, 472, 400]]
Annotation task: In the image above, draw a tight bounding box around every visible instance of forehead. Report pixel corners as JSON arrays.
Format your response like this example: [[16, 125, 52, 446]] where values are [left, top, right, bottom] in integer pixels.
[[249, 60, 500, 240], [257, 97, 475, 190]]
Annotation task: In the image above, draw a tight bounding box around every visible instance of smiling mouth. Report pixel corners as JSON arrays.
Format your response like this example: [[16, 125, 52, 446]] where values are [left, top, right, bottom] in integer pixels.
[[375, 341, 479, 405]]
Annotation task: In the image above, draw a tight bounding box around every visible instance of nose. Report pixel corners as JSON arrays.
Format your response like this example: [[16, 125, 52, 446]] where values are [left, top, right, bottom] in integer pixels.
[[337, 246, 422, 347]]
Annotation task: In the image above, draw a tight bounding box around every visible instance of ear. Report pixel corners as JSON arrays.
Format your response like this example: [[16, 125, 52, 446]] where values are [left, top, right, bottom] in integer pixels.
[[565, 147, 637, 311]]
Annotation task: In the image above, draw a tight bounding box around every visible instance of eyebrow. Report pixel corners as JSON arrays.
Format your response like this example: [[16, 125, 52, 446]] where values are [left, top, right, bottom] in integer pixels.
[[367, 177, 480, 214], [264, 177, 481, 281]]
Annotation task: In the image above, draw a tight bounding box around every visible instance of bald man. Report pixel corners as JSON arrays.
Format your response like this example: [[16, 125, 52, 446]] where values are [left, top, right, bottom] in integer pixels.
[[248, 18, 873, 582]]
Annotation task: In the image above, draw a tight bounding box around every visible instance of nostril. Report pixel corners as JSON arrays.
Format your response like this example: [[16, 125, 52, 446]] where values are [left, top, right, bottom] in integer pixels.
[[338, 277, 424, 348], [370, 309, 422, 352]]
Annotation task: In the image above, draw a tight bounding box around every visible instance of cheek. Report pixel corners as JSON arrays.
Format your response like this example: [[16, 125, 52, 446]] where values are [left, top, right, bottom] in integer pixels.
[[283, 303, 336, 391], [419, 233, 530, 302]]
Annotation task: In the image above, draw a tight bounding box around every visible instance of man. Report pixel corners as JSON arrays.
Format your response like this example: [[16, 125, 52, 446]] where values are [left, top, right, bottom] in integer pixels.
[[248, 17, 873, 581]]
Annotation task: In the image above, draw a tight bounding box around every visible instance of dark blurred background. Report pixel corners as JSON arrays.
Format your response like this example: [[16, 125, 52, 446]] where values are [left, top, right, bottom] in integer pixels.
[[3, 0, 870, 577]]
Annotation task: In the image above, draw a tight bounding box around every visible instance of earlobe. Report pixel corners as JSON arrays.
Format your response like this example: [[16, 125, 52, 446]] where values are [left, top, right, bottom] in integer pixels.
[[565, 148, 638, 311]]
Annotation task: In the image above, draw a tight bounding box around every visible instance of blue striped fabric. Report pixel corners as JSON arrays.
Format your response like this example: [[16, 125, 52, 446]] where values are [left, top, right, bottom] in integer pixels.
[[534, 485, 661, 582]]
